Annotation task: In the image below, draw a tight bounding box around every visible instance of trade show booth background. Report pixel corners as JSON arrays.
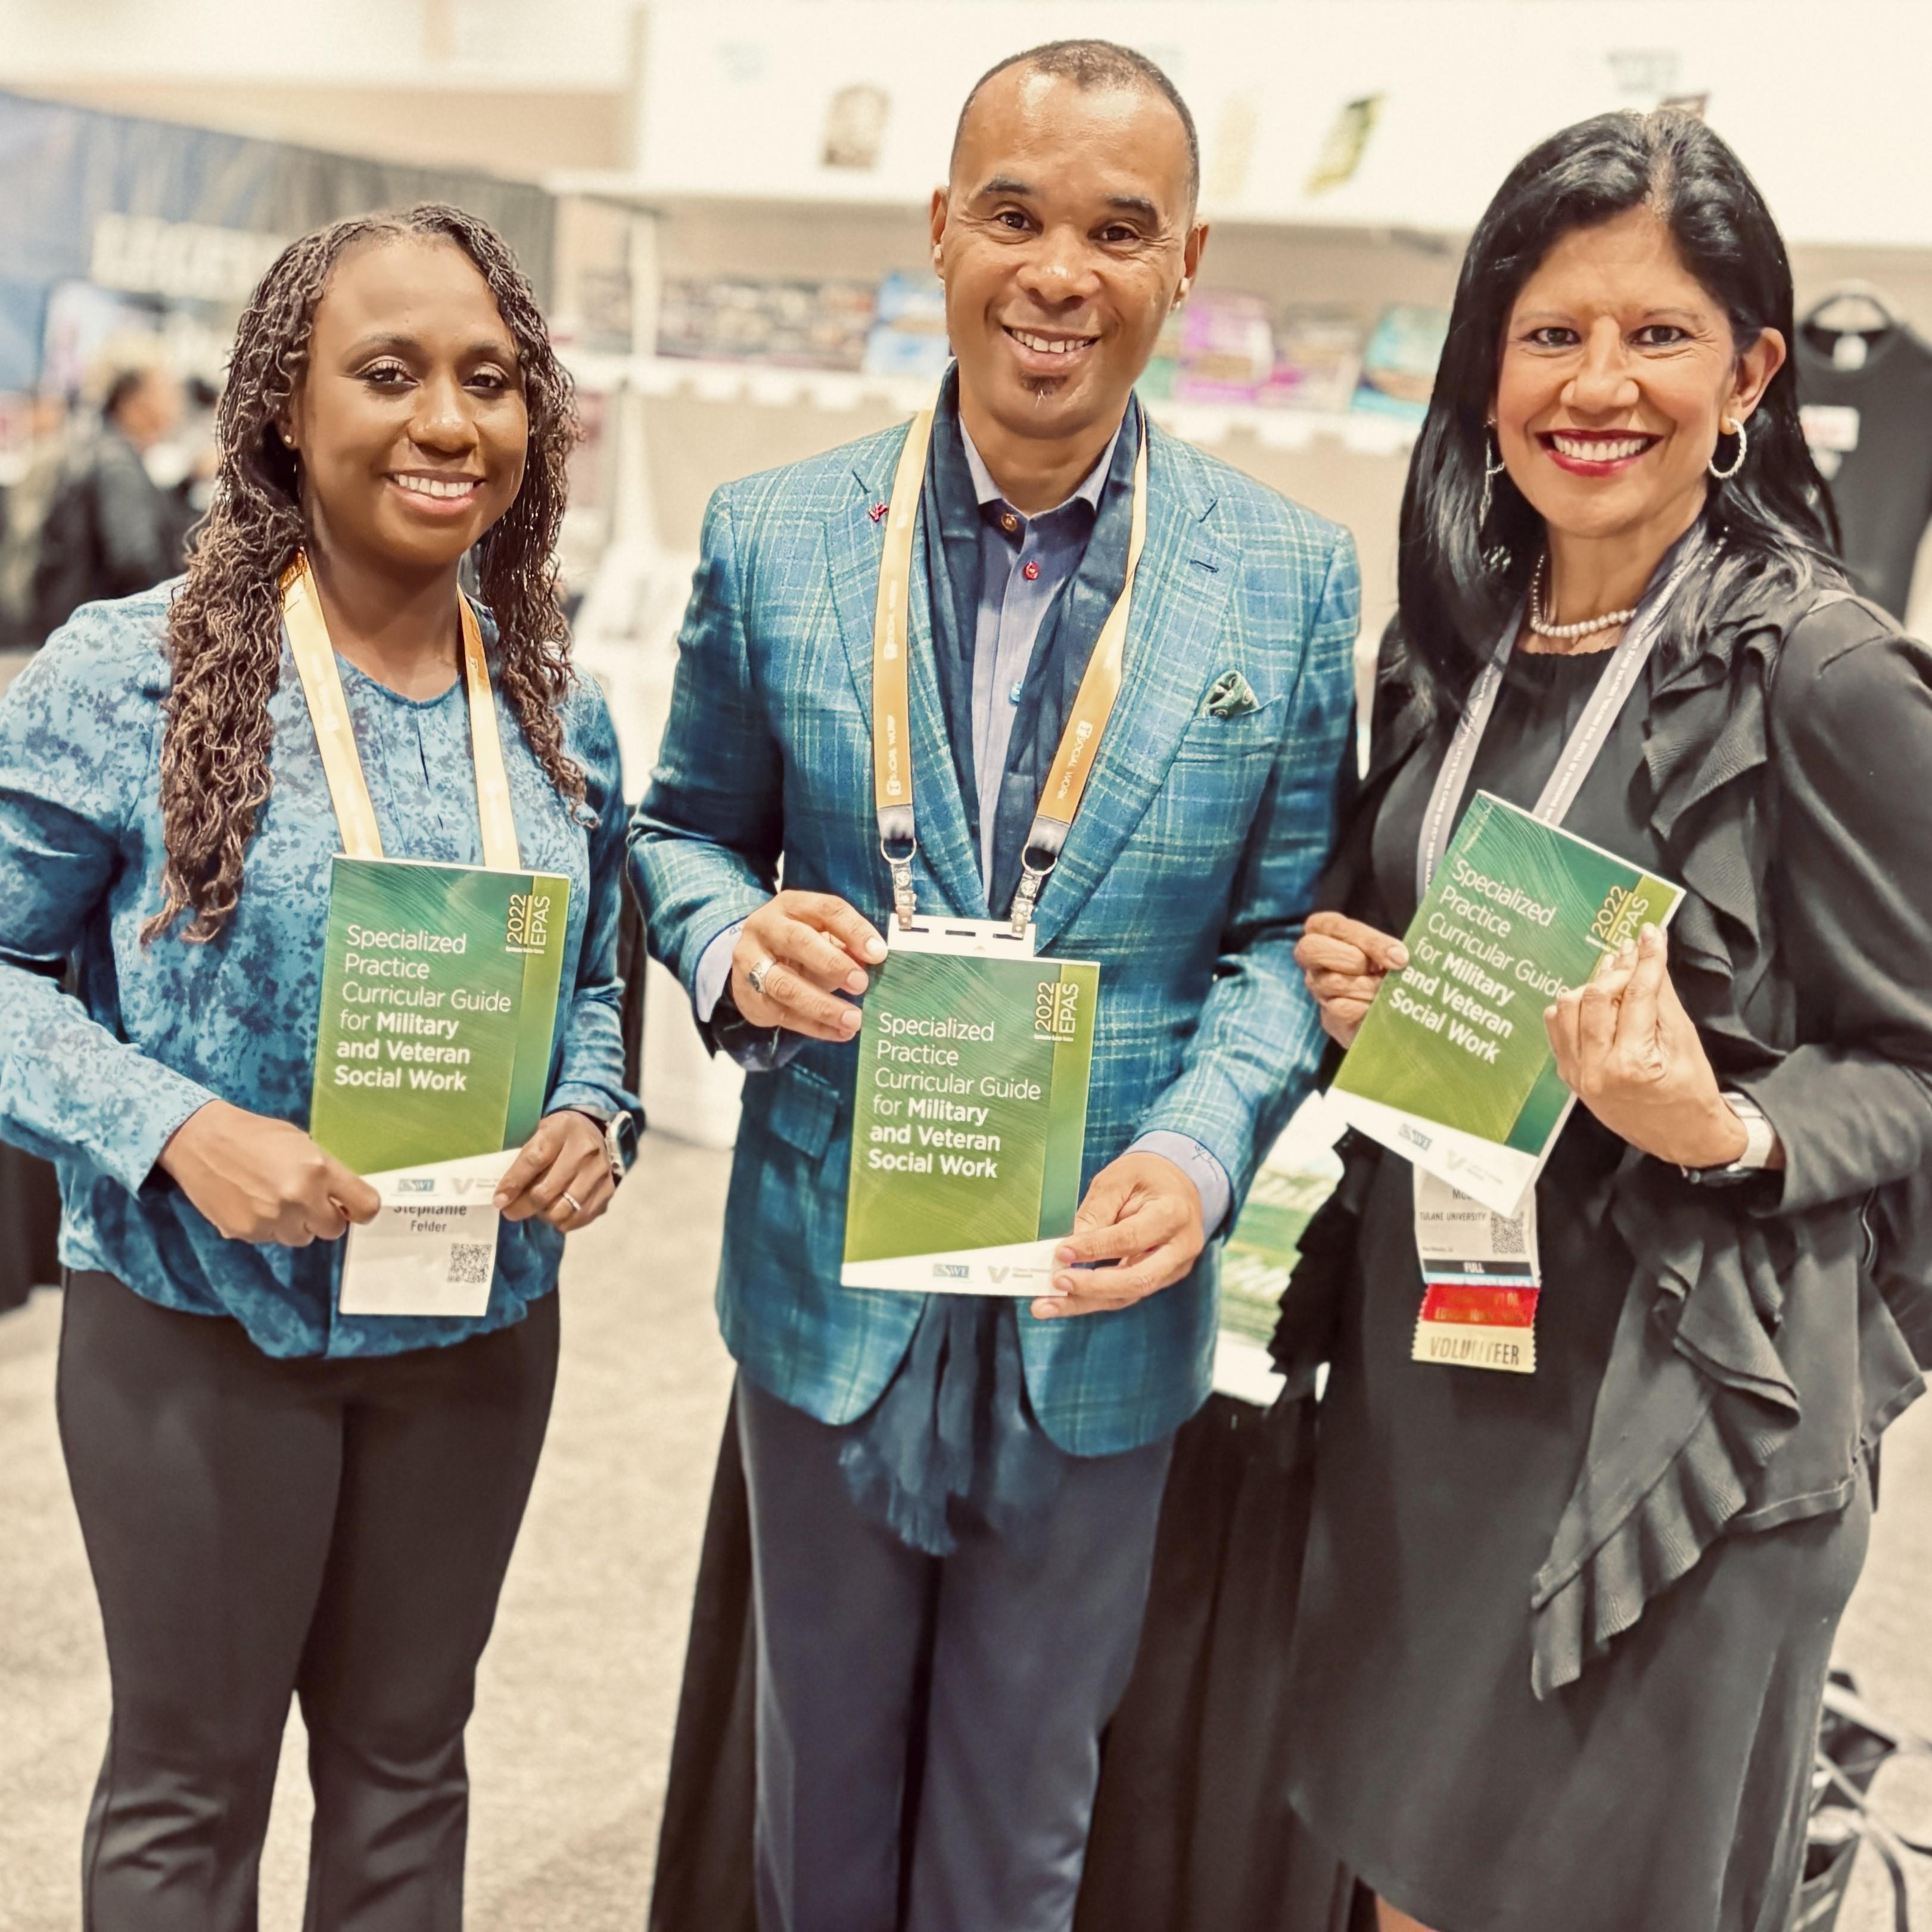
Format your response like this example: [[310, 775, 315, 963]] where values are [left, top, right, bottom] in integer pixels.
[[5, 0, 1932, 1222]]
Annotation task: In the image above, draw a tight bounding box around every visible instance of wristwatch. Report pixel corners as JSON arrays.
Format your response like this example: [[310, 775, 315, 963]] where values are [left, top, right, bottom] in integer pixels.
[[1682, 1092, 1775, 1186], [569, 1106, 639, 1187]]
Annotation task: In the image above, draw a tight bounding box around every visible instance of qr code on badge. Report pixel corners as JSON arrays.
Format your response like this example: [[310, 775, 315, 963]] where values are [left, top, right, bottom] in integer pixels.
[[449, 1243, 495, 1287], [1488, 1214, 1527, 1256]]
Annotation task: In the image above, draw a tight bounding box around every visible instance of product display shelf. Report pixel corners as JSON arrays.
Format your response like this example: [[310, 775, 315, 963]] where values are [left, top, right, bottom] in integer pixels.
[[561, 347, 1420, 457]]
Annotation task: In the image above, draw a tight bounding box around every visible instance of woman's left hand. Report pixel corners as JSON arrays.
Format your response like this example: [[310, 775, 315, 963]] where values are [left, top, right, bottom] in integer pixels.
[[493, 1109, 615, 1231], [1544, 923, 1754, 1169]]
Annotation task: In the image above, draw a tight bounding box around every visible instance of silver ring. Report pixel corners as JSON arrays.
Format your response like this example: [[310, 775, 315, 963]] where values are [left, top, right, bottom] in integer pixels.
[[746, 955, 777, 997], [560, 1190, 584, 1219]]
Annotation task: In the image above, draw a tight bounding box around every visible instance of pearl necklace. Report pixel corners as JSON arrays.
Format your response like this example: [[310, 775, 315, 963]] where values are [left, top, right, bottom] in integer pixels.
[[1527, 555, 1638, 642]]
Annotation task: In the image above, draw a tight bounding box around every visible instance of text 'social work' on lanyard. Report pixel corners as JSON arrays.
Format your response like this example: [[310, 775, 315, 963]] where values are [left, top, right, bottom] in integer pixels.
[[869, 389, 1151, 936], [1414, 533, 1707, 902], [279, 552, 521, 870]]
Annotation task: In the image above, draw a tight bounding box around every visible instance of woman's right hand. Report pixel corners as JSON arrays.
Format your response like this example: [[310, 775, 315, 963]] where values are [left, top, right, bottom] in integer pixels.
[[158, 1100, 381, 1246], [1295, 911, 1411, 1049]]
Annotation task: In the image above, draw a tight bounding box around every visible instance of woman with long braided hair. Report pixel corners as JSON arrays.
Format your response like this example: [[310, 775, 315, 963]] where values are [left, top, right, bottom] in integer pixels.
[[0, 205, 636, 1928]]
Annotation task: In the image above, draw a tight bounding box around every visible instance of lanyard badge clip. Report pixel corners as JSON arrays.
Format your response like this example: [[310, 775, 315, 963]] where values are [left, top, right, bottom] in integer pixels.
[[882, 835, 918, 930], [1010, 858, 1049, 938]]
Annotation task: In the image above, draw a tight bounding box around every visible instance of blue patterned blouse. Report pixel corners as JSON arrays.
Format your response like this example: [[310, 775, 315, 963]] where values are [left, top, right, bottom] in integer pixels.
[[0, 584, 635, 1358]]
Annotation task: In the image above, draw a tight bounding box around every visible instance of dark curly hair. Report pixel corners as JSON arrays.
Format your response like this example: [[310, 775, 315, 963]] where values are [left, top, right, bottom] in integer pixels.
[[147, 203, 581, 943]]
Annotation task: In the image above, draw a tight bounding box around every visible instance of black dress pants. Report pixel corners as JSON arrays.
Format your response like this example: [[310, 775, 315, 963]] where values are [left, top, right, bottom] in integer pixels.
[[55, 1271, 559, 1932], [735, 1376, 1175, 1932]]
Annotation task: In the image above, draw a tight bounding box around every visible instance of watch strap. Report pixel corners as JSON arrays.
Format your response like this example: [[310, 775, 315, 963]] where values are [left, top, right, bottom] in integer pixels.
[[1682, 1093, 1774, 1184], [565, 1106, 638, 1186]]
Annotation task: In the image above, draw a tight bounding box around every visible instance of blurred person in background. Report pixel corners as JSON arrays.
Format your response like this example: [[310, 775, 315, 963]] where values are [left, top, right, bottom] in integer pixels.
[[30, 357, 197, 639], [0, 203, 636, 1931], [142, 371, 226, 519], [632, 39, 1356, 1932], [0, 392, 72, 649], [1283, 110, 1932, 1932]]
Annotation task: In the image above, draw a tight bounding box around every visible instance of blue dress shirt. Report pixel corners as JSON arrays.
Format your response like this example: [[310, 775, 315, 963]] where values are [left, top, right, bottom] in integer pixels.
[[0, 586, 635, 1359], [694, 422, 1230, 1233]]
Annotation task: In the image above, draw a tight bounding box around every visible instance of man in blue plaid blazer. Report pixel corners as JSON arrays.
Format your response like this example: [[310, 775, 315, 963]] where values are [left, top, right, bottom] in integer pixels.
[[630, 41, 1357, 1932]]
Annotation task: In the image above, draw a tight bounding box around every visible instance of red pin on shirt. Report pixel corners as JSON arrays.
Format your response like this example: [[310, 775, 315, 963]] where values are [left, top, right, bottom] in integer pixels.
[[1023, 559, 1041, 581], [869, 503, 888, 523]]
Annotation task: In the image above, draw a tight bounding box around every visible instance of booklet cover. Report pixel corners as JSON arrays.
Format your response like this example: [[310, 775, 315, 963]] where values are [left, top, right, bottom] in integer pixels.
[[1330, 791, 1684, 1217], [841, 947, 1100, 1296], [1214, 1098, 1346, 1404], [309, 856, 570, 1178]]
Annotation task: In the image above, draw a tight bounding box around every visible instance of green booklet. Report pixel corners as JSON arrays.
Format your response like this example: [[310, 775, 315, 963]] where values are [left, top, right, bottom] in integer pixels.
[[841, 932, 1099, 1295], [309, 856, 570, 1176], [1214, 1103, 1345, 1404], [1331, 791, 1683, 1217], [1221, 1150, 1343, 1348]]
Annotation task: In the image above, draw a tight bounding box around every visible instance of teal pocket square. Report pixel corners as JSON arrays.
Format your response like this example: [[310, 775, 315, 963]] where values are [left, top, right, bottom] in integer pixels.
[[1203, 670, 1259, 718]]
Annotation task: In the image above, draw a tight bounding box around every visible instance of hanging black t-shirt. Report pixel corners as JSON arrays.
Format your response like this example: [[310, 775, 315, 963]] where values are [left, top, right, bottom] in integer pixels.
[[1796, 322, 1932, 619]]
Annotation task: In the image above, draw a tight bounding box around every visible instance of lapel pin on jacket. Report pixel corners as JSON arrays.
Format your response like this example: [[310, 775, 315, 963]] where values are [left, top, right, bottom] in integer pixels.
[[1203, 669, 1259, 718]]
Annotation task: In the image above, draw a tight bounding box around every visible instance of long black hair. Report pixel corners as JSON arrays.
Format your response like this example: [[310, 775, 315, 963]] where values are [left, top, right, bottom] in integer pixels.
[[1398, 109, 1840, 712]]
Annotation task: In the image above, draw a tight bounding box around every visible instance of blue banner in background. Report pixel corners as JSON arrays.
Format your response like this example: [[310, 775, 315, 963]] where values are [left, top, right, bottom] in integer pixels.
[[0, 88, 555, 391], [0, 280, 46, 394]]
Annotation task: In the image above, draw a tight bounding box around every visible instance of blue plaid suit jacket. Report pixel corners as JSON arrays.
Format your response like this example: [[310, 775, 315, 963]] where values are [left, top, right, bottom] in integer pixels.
[[629, 413, 1358, 1456]]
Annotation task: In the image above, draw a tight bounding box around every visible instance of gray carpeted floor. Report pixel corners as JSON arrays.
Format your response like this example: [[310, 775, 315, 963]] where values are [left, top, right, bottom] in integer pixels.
[[1, 1133, 1927, 1929], [0, 1134, 736, 1932]]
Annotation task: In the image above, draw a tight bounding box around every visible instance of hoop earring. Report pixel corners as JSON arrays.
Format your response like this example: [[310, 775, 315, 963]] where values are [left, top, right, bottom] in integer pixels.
[[1709, 417, 1748, 481], [1480, 426, 1507, 525]]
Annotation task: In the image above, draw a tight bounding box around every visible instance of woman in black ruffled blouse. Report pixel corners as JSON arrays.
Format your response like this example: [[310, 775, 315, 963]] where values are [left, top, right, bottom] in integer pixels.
[[1283, 111, 1932, 1932]]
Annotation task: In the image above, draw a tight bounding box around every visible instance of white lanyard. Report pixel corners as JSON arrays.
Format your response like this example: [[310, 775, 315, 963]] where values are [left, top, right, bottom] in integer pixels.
[[1415, 534, 1707, 904]]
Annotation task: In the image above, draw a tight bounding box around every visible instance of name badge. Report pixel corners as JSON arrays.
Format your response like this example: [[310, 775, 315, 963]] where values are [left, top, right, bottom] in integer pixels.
[[338, 1149, 520, 1319], [1410, 1166, 1541, 1374]]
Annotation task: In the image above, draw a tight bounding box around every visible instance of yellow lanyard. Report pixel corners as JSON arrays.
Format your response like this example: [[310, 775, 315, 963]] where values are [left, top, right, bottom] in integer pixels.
[[872, 392, 1150, 934], [280, 553, 521, 870]]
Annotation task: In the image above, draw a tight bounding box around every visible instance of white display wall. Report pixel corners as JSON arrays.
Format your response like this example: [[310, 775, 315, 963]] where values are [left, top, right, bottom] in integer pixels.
[[631, 0, 1932, 247]]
